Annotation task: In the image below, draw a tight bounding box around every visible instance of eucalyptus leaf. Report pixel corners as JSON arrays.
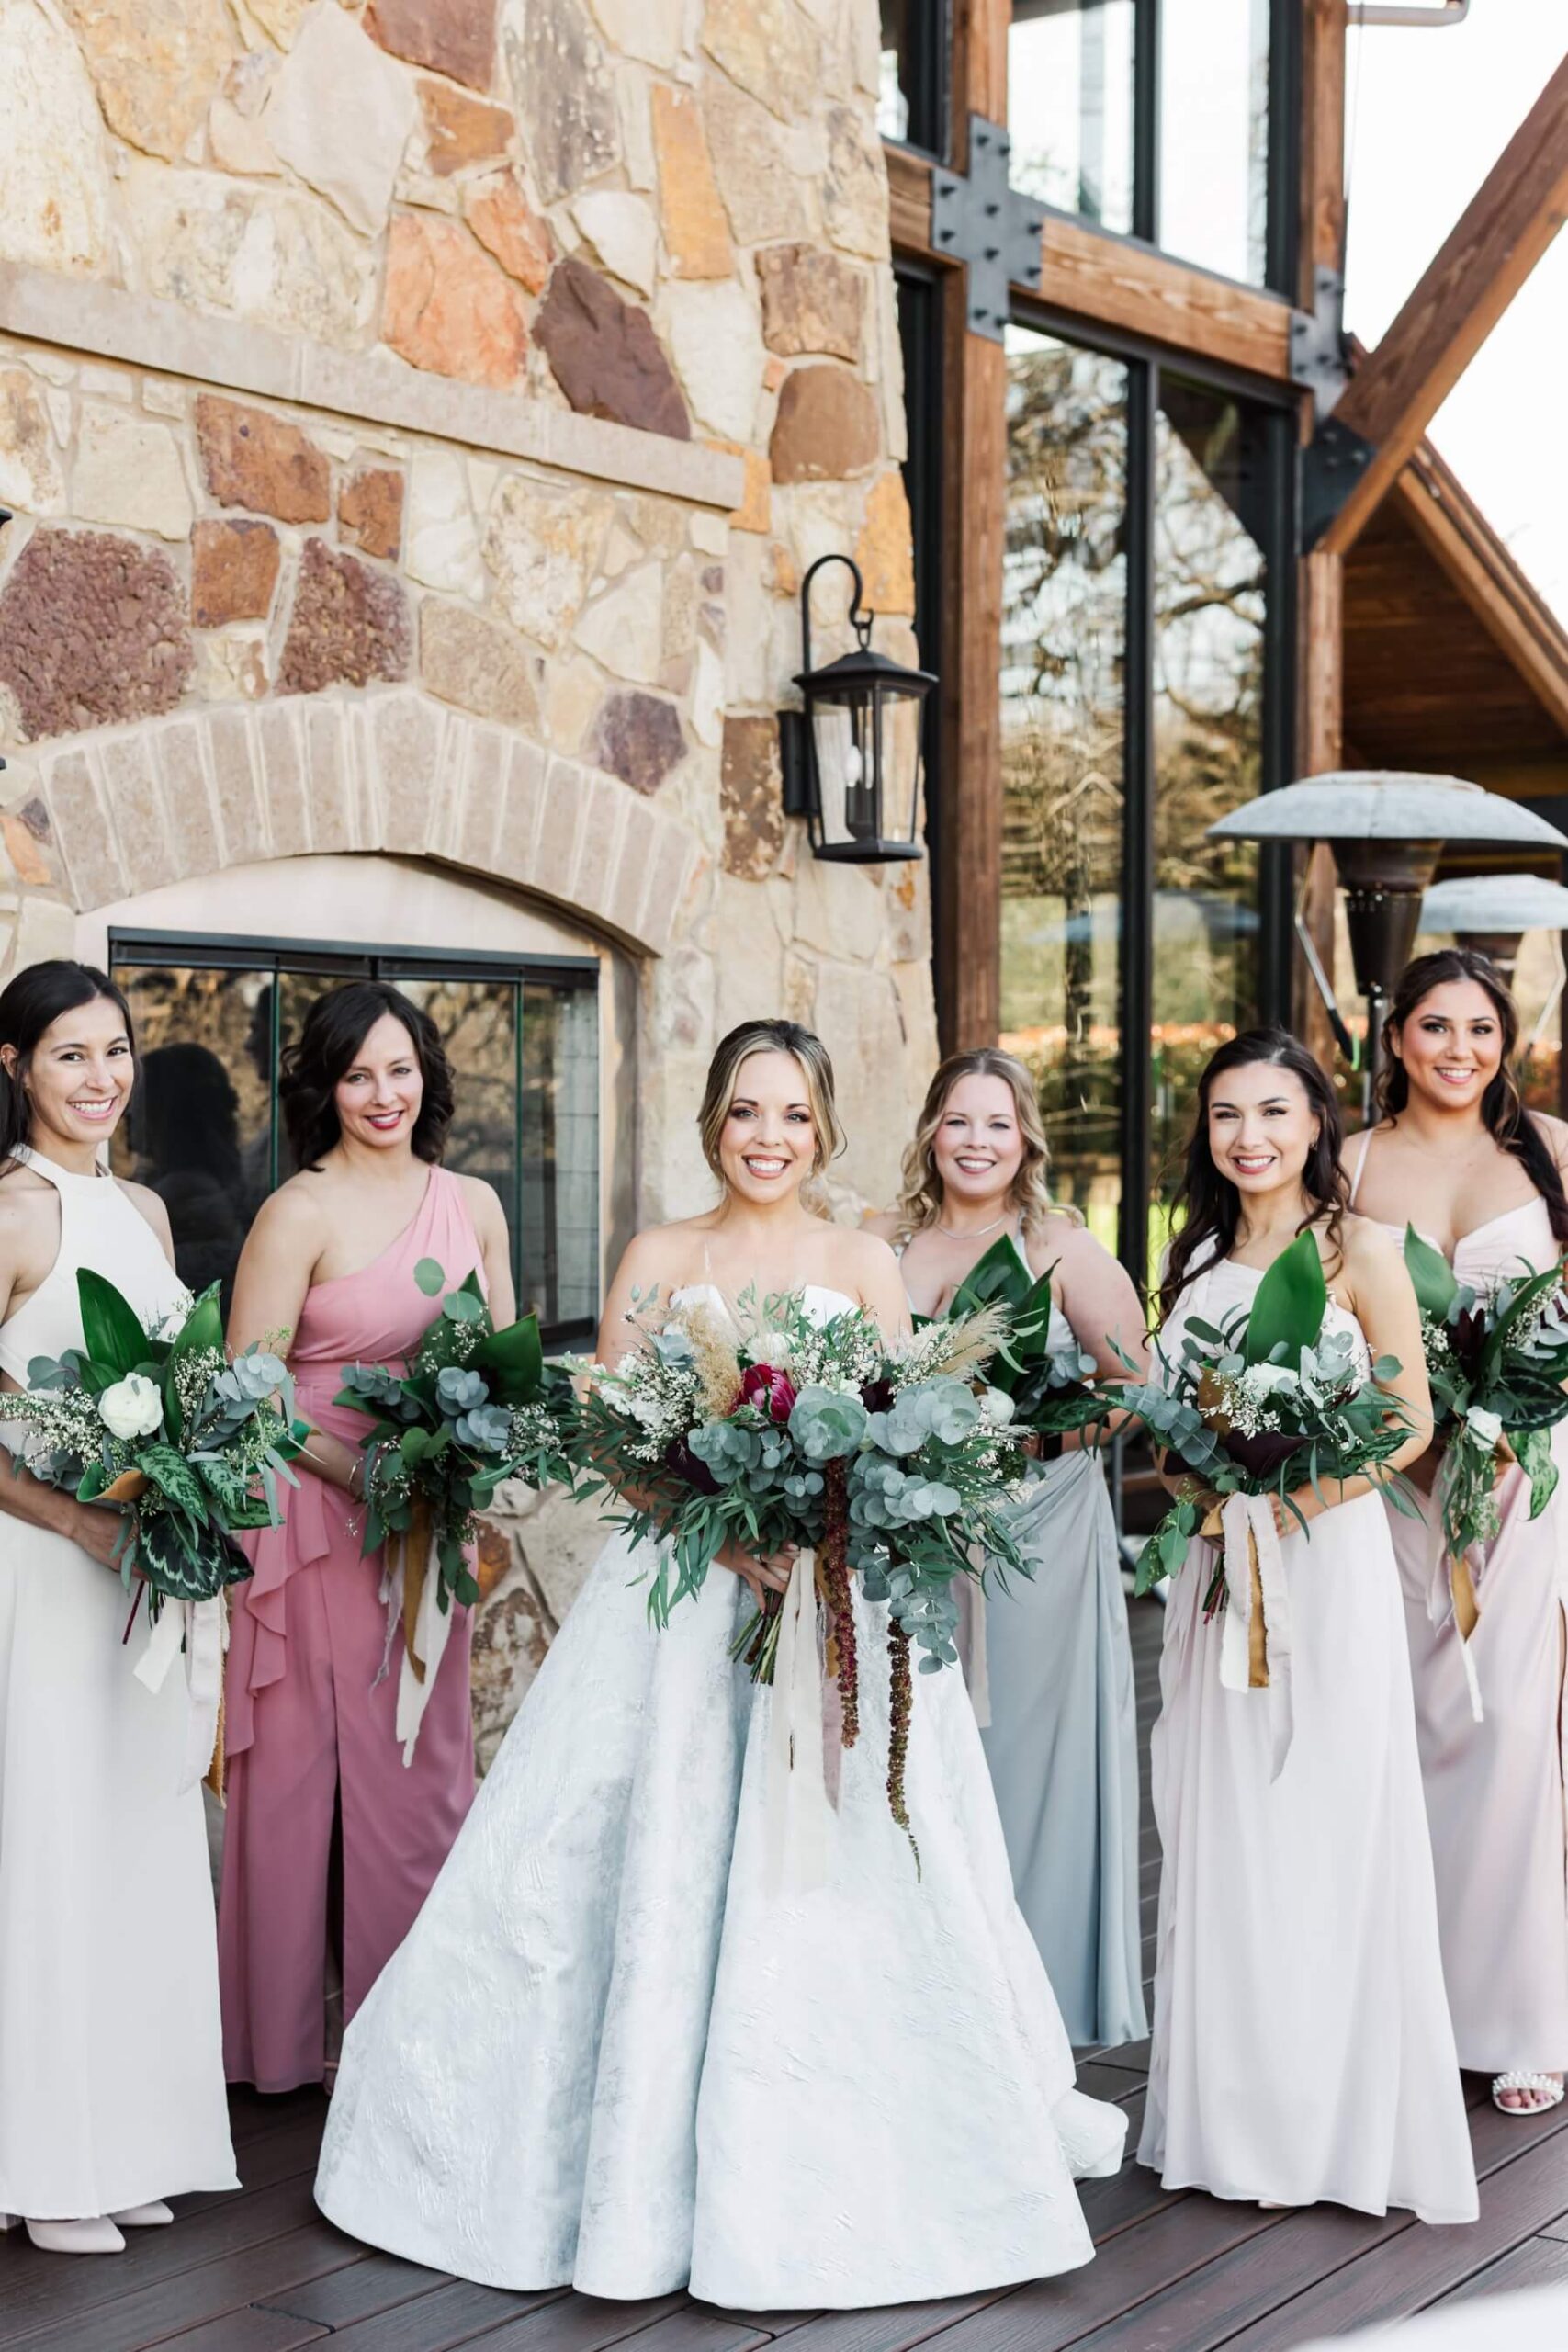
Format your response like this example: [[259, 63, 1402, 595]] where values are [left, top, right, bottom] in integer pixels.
[[414, 1257, 446, 1297]]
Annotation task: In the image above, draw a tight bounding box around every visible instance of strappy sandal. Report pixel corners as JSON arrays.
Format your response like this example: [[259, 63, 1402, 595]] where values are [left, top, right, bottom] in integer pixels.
[[1491, 2069, 1565, 2115]]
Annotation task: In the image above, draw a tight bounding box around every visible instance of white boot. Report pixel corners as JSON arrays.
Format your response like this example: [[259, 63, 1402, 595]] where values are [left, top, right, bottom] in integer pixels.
[[110, 2201, 174, 2227], [23, 2216, 126, 2254]]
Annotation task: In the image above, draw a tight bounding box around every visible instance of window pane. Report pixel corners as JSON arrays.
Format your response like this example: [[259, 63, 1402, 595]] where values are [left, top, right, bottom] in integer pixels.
[[1009, 0, 1135, 234], [112, 964, 276, 1313], [878, 0, 941, 149], [522, 983, 599, 1334], [1158, 0, 1270, 286], [999, 327, 1128, 1258], [1151, 377, 1268, 1250]]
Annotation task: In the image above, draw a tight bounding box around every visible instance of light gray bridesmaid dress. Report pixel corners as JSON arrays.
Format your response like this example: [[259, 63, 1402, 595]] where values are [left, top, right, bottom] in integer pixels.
[[902, 1229, 1147, 2051]]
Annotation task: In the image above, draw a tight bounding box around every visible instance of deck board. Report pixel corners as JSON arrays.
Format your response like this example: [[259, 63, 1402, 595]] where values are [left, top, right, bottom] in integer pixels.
[[6, 1595, 1566, 2352]]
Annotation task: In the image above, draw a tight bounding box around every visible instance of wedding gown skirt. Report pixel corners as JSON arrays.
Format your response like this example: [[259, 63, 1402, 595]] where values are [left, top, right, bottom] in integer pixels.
[[1139, 1257, 1477, 2223], [316, 1530, 1127, 2307]]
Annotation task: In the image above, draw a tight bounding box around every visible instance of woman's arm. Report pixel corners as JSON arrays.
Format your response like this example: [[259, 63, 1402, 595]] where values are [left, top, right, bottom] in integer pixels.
[[842, 1228, 912, 1340], [461, 1177, 516, 1328], [0, 1203, 126, 1568], [1043, 1222, 1148, 1445], [227, 1187, 362, 1497], [1282, 1221, 1432, 1526]]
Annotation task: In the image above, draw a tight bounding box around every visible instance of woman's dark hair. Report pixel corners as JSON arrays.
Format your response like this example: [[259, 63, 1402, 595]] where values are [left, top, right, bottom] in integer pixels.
[[280, 981, 454, 1171], [1377, 946, 1568, 1247], [0, 959, 134, 1165], [1159, 1026, 1347, 1324]]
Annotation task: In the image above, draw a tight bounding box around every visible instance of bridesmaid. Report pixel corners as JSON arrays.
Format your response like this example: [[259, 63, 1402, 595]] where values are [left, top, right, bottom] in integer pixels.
[[219, 981, 514, 2093], [868, 1048, 1148, 2050], [0, 962, 234, 2253], [1348, 947, 1568, 2117], [1141, 1027, 1475, 2221]]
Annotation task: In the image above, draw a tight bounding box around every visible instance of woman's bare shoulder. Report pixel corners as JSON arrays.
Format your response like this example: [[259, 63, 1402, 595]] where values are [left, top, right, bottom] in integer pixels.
[[1337, 1209, 1404, 1279], [862, 1208, 906, 1243], [247, 1171, 331, 1245]]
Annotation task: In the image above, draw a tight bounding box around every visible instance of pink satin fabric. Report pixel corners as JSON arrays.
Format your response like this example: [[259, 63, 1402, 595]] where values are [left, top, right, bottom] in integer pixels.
[[219, 1166, 480, 2091]]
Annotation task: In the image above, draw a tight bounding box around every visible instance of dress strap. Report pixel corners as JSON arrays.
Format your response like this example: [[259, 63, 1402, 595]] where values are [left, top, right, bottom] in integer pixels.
[[1348, 1129, 1374, 1208]]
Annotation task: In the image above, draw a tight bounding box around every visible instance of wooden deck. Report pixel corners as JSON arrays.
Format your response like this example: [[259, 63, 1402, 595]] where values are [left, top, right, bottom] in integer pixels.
[[7, 1599, 1568, 2352]]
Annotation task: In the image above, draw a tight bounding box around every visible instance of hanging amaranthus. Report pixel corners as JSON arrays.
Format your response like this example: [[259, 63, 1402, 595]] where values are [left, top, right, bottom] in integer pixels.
[[887, 1621, 919, 1877], [817, 1458, 858, 1747]]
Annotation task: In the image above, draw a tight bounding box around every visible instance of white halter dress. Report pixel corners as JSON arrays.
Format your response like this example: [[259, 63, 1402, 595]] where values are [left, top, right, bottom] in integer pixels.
[[317, 1282, 1126, 2308], [0, 1148, 235, 2220]]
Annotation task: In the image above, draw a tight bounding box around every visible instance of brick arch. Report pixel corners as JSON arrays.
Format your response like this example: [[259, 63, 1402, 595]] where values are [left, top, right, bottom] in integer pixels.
[[16, 689, 699, 957]]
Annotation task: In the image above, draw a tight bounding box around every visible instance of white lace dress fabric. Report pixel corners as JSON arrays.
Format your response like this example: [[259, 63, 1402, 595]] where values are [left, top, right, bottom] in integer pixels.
[[316, 1283, 1126, 2309]]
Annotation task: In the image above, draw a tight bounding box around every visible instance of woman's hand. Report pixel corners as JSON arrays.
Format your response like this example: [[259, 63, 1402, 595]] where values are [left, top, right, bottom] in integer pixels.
[[74, 1501, 129, 1573], [715, 1536, 795, 1608]]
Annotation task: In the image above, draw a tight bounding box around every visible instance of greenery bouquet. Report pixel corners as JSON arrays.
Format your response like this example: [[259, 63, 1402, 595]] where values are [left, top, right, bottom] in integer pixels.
[[578, 1283, 1027, 1850]]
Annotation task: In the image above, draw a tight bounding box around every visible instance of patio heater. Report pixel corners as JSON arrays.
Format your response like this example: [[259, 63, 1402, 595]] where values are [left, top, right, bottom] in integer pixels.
[[1207, 774, 1568, 1117]]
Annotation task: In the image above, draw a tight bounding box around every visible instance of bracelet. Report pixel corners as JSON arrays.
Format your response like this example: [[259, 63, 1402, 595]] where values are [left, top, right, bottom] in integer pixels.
[[349, 1457, 366, 1503]]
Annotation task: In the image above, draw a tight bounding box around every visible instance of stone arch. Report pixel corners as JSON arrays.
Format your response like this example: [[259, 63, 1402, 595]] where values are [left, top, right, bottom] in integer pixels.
[[11, 689, 700, 957]]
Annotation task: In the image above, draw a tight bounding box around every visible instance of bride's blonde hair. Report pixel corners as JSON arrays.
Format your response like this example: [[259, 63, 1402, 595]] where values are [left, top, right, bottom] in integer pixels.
[[697, 1019, 844, 1203], [896, 1047, 1075, 1238]]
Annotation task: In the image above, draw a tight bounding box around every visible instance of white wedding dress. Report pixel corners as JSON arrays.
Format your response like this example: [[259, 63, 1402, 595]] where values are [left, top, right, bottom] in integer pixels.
[[316, 1283, 1125, 2309], [0, 1148, 235, 2221]]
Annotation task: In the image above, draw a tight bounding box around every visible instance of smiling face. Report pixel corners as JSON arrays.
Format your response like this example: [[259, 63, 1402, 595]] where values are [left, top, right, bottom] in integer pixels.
[[332, 1012, 424, 1154], [931, 1071, 1026, 1213], [1390, 978, 1505, 1116], [716, 1048, 816, 1207], [1205, 1057, 1320, 1204], [4, 992, 135, 1156]]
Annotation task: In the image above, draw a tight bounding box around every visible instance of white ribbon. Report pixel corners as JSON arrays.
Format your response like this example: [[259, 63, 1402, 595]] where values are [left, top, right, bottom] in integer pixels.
[[1216, 1491, 1295, 1781], [763, 1544, 833, 1896], [377, 1534, 455, 1769], [133, 1593, 226, 1793]]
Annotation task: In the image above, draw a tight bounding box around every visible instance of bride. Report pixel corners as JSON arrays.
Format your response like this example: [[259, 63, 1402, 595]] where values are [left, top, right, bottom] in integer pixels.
[[316, 1018, 1125, 2309]]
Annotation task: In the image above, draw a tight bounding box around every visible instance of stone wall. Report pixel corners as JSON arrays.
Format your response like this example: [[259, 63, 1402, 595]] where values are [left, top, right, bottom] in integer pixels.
[[0, 0, 940, 1738]]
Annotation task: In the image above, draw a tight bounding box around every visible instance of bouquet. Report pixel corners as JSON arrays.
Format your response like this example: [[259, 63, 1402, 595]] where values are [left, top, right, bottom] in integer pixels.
[[942, 1232, 1111, 1446], [335, 1255, 576, 1761], [1404, 1227, 1568, 1680], [6, 1269, 304, 1610], [578, 1283, 1026, 1857], [1118, 1235, 1412, 1764]]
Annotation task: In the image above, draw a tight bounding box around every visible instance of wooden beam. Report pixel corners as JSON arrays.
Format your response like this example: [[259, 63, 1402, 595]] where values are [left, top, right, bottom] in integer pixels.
[[1299, 0, 1347, 306], [885, 143, 1294, 382], [1392, 444, 1568, 741], [1322, 50, 1568, 553], [932, 0, 1010, 1052]]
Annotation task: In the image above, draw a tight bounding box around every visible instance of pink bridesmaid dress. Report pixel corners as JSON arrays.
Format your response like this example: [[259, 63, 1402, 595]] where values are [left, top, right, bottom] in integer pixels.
[[1351, 1136, 1568, 2076], [219, 1166, 480, 2092]]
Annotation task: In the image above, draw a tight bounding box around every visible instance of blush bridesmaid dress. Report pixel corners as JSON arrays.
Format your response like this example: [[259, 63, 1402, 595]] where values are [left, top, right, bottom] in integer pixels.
[[218, 1166, 481, 2093]]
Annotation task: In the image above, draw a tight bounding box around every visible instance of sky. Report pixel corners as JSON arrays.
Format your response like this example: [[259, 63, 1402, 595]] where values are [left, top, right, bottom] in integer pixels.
[[1341, 1, 1568, 622]]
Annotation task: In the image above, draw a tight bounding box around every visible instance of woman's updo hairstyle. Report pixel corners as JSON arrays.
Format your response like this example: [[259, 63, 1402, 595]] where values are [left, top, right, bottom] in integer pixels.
[[280, 980, 455, 1171], [696, 1019, 844, 1194], [1377, 946, 1568, 1247], [0, 960, 134, 1165]]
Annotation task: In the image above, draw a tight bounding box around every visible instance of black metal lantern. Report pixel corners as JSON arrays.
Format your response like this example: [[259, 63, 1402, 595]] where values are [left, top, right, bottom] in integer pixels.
[[778, 552, 935, 864]]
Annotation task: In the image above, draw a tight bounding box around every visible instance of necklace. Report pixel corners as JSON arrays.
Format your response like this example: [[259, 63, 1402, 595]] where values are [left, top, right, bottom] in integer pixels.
[[934, 1211, 1010, 1240]]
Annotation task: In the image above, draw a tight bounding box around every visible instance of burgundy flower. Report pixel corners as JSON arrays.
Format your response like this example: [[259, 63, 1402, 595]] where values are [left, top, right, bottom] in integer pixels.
[[739, 1363, 796, 1423], [1222, 1429, 1300, 1480], [861, 1377, 895, 1413], [665, 1437, 719, 1494], [1450, 1306, 1488, 1369]]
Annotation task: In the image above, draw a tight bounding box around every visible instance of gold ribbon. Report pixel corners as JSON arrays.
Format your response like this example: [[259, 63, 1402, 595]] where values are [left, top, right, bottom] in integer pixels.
[[1207, 1491, 1294, 1779]]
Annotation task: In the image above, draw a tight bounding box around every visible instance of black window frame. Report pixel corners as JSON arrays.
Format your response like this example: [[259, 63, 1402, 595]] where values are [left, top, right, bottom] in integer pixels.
[[1001, 302, 1297, 1283], [107, 927, 602, 1347], [880, 0, 953, 163]]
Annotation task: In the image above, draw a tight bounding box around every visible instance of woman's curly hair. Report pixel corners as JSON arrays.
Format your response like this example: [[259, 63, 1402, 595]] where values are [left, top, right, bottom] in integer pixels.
[[280, 980, 455, 1171]]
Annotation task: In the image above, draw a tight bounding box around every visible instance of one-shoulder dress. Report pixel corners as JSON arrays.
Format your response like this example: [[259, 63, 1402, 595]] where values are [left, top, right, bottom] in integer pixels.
[[1139, 1251, 1477, 2222], [219, 1165, 481, 2092], [0, 1148, 235, 2221], [1351, 1136, 1568, 2076], [315, 1283, 1128, 2309]]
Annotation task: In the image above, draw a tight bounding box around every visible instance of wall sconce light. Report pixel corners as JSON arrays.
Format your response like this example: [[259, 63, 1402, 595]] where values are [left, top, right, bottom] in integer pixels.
[[778, 553, 935, 865]]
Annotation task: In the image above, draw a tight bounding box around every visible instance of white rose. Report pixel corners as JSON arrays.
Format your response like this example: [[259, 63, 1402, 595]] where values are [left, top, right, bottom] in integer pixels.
[[1237, 1363, 1298, 1401], [978, 1387, 1016, 1426], [97, 1372, 164, 1442], [1464, 1406, 1504, 1450]]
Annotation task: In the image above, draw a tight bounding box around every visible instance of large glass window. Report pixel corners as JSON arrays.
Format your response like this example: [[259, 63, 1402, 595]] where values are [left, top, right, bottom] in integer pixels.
[[1158, 0, 1270, 287], [1008, 0, 1135, 233], [110, 938, 599, 1342], [999, 327, 1129, 1255], [1151, 376, 1268, 1232]]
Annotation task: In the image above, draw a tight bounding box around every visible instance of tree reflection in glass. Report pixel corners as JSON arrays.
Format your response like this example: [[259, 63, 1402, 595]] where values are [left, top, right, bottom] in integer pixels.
[[999, 327, 1128, 1256]]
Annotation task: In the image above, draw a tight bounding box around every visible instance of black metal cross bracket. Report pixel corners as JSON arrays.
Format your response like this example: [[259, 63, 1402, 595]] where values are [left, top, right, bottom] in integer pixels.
[[930, 115, 1045, 343]]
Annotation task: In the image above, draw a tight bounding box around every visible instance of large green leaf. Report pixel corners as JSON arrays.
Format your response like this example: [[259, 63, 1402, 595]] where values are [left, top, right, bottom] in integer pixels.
[[77, 1269, 152, 1379], [1243, 1230, 1326, 1369], [169, 1282, 224, 1368], [946, 1234, 1032, 1319], [474, 1309, 544, 1400], [1403, 1226, 1459, 1321]]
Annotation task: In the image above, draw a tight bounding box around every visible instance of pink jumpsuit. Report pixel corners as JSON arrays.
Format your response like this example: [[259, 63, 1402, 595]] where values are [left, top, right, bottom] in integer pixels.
[[219, 1166, 479, 2092]]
